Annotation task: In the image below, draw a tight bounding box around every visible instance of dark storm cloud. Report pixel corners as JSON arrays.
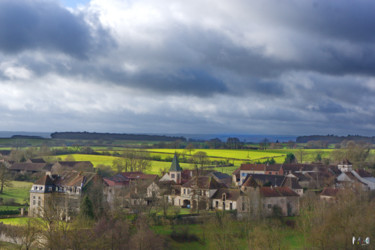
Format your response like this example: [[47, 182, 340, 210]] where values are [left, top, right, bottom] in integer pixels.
[[0, 0, 107, 58], [98, 67, 228, 96], [2, 0, 375, 135]]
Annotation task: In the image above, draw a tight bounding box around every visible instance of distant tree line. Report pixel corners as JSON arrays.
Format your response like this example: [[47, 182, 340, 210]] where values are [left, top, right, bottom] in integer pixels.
[[296, 134, 375, 144], [51, 132, 187, 142]]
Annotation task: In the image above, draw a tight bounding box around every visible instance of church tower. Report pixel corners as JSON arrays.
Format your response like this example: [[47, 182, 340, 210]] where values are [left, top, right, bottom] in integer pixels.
[[169, 153, 183, 184]]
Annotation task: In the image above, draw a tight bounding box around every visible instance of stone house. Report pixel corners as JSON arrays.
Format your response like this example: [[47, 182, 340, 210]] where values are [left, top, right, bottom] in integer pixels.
[[103, 172, 158, 209], [172, 176, 226, 210], [240, 174, 303, 196], [29, 171, 97, 219], [239, 178, 299, 217], [320, 187, 340, 202], [211, 188, 241, 211], [259, 187, 299, 216]]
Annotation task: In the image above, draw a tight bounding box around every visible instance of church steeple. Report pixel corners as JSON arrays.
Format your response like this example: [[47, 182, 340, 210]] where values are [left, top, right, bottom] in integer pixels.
[[170, 153, 182, 172], [169, 153, 182, 184]]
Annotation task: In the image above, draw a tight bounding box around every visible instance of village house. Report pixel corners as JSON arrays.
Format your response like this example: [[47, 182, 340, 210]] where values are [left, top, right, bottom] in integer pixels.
[[239, 185, 300, 217], [334, 160, 375, 190], [232, 164, 284, 186], [207, 171, 232, 187], [29, 171, 97, 219], [26, 158, 46, 164], [320, 187, 340, 202], [103, 172, 158, 209], [171, 176, 226, 210], [211, 188, 241, 211], [258, 187, 299, 216], [286, 172, 311, 188], [238, 174, 304, 196], [51, 161, 94, 174], [9, 162, 52, 174]]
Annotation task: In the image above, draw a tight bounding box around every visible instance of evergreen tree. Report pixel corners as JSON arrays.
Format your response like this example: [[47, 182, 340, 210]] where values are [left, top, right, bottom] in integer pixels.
[[79, 195, 94, 220], [284, 153, 296, 164]]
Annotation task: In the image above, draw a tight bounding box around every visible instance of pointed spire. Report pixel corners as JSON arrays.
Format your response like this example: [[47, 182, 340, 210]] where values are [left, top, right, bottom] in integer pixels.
[[170, 153, 182, 172]]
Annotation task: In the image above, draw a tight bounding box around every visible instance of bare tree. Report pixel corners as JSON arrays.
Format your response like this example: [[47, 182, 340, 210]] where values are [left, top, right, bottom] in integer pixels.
[[0, 162, 12, 193], [192, 151, 209, 170], [185, 143, 195, 155]]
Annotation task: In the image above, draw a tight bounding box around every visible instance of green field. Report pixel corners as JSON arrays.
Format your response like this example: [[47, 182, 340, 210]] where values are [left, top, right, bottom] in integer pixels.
[[147, 149, 287, 165], [0, 181, 33, 205], [56, 147, 338, 177], [57, 154, 196, 175]]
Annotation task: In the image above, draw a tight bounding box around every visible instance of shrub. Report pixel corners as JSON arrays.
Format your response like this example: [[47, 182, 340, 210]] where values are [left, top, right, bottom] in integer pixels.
[[170, 228, 200, 242]]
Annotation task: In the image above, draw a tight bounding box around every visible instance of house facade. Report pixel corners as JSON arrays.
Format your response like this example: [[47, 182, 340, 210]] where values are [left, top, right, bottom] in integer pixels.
[[29, 171, 97, 219]]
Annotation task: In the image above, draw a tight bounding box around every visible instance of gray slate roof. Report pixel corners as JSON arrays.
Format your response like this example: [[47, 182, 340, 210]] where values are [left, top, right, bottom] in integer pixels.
[[169, 154, 182, 172]]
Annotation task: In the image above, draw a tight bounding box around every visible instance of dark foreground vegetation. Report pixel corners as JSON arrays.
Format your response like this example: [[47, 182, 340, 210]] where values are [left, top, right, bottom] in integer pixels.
[[0, 187, 374, 249]]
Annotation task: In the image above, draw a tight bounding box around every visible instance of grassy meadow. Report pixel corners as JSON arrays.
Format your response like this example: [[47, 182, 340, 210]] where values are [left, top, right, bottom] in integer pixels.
[[0, 181, 33, 205], [0, 217, 32, 226]]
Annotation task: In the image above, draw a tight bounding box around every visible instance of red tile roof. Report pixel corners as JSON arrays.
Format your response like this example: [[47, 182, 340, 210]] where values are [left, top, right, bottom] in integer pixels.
[[355, 169, 373, 178], [320, 187, 340, 197], [260, 187, 299, 197], [265, 165, 282, 171], [240, 164, 266, 171]]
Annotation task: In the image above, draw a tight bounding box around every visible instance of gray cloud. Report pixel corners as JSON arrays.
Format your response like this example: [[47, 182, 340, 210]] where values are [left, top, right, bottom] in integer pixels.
[[0, 0, 111, 58], [0, 0, 375, 135]]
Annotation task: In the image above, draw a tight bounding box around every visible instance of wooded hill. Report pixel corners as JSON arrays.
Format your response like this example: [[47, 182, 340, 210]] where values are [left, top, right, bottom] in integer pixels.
[[296, 135, 375, 144], [50, 132, 186, 142]]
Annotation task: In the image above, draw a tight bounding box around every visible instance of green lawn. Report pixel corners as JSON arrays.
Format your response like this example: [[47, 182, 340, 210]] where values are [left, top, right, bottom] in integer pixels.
[[0, 206, 23, 211], [0, 181, 33, 205], [0, 217, 32, 226]]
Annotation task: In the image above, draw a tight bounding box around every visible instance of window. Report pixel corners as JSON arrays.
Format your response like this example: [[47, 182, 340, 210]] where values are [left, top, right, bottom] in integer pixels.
[[242, 202, 245, 211], [230, 203, 233, 210], [34, 186, 37, 190], [33, 200, 36, 205], [33, 196, 35, 199], [184, 189, 186, 194], [38, 201, 41, 206], [241, 173, 247, 177], [215, 201, 219, 207], [171, 174, 175, 178], [40, 186, 43, 190], [267, 204, 272, 209]]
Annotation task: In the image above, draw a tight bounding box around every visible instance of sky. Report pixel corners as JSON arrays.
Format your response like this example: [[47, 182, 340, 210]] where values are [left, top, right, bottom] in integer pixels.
[[0, 0, 375, 136]]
